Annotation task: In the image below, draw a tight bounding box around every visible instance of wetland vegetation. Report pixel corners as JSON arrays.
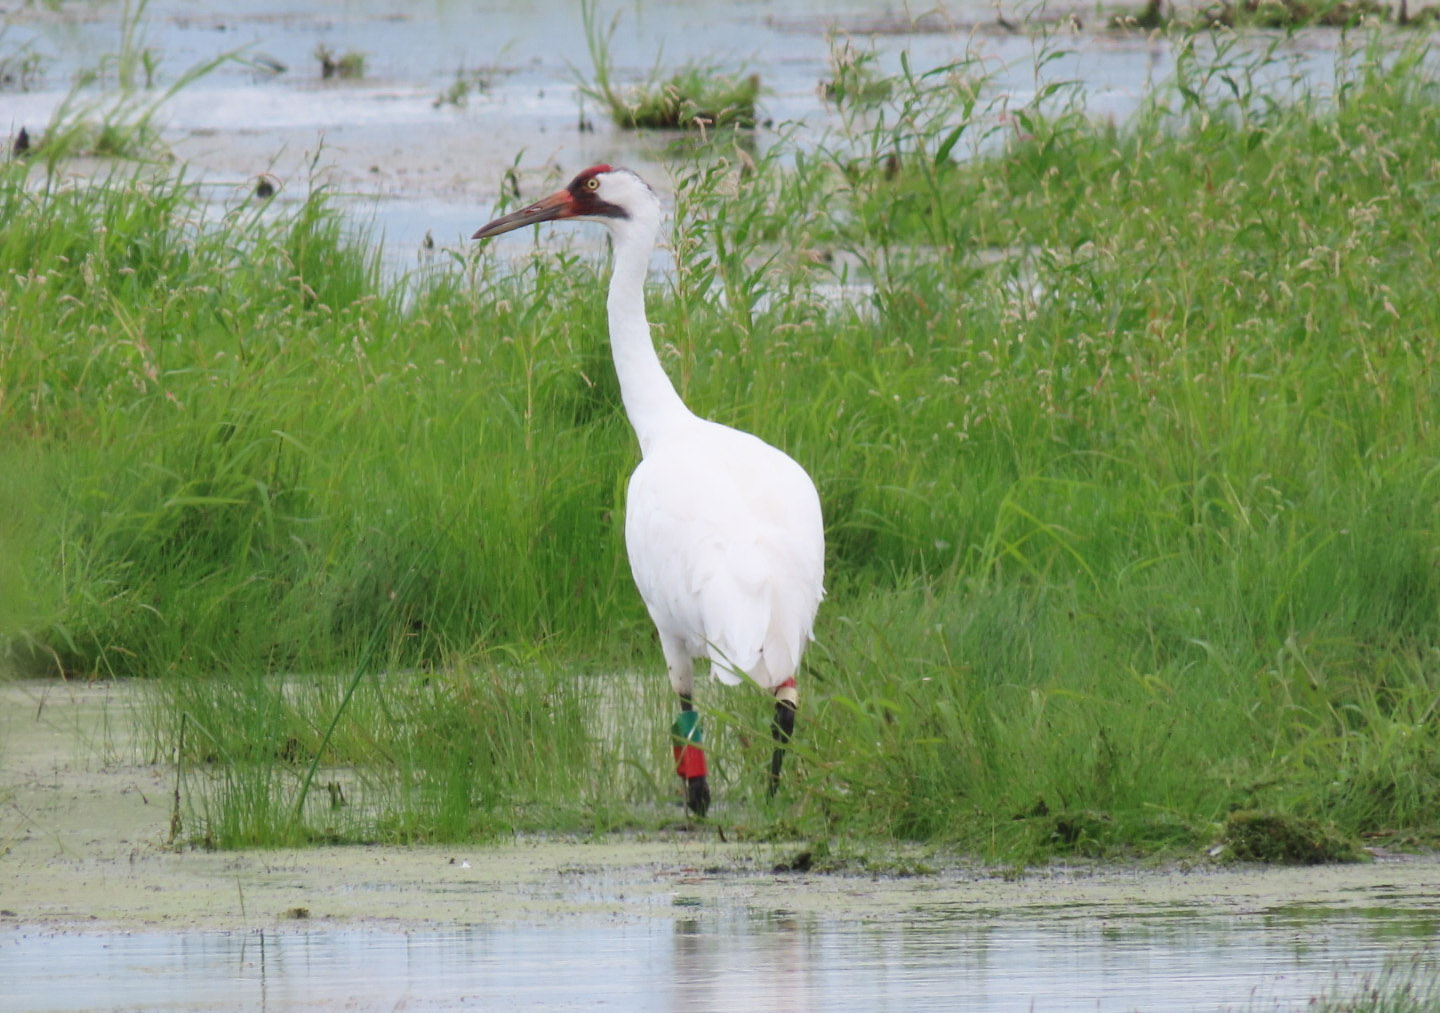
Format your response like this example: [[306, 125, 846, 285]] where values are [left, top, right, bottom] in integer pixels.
[[578, 0, 762, 129], [2, 21, 1438, 864]]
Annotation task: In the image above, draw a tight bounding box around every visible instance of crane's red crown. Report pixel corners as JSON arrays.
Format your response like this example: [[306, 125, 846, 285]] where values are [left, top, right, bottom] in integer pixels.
[[564, 165, 628, 220]]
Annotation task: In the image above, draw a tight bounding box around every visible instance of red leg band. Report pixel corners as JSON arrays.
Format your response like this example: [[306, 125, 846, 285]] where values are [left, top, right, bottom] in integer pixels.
[[674, 744, 708, 779]]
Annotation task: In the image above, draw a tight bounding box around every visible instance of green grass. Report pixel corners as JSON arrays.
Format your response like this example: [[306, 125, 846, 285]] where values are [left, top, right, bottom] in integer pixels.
[[3, 29, 1440, 858], [315, 45, 366, 81], [1304, 954, 1440, 1011], [821, 45, 893, 110], [1115, 0, 1440, 29], [579, 0, 760, 130]]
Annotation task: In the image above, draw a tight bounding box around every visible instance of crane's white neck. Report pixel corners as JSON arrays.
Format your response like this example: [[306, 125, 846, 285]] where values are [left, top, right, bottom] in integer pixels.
[[605, 212, 692, 456]]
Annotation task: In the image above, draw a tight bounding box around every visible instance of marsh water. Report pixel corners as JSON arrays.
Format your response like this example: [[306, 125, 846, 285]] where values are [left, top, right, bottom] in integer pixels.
[[4, 677, 1439, 1010], [2, 0, 1340, 267], [3, 900, 1438, 1010]]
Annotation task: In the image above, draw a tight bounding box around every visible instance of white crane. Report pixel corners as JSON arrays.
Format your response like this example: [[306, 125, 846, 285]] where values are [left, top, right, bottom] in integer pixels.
[[473, 165, 825, 816]]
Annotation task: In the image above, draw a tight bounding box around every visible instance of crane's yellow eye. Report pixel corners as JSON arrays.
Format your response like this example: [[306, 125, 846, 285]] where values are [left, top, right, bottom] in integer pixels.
[[585, 177, 600, 191]]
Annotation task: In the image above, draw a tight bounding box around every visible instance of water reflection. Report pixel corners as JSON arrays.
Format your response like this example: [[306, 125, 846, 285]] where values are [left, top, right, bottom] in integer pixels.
[[2, 900, 1435, 1011]]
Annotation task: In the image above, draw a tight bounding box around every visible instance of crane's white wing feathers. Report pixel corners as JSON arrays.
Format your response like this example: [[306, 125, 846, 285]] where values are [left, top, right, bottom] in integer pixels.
[[625, 420, 824, 689]]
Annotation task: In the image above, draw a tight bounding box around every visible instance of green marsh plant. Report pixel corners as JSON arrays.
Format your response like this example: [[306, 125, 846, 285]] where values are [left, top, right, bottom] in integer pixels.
[[27, 0, 235, 168], [315, 45, 366, 80], [578, 0, 760, 130], [4, 27, 1440, 857]]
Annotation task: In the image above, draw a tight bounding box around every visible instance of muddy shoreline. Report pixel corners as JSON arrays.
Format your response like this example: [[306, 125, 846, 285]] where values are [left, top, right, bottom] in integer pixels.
[[3, 678, 1438, 936]]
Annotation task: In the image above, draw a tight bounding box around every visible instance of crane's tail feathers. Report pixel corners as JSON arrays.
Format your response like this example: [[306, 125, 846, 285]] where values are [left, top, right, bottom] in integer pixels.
[[702, 568, 817, 690], [705, 630, 808, 691]]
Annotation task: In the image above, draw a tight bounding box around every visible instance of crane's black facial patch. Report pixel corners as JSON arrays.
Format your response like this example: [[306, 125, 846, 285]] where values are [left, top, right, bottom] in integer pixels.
[[567, 165, 630, 220]]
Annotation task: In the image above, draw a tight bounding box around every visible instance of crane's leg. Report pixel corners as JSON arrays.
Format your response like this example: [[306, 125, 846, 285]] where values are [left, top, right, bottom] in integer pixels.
[[663, 642, 709, 818], [768, 679, 799, 795], [674, 694, 710, 817]]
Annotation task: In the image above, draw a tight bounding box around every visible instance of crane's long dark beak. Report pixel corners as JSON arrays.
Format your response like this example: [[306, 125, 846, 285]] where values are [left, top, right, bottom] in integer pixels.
[[472, 189, 576, 239]]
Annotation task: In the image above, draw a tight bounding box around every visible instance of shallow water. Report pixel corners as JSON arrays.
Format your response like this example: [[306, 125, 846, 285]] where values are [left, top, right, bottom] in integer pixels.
[[0, 0, 1345, 268], [3, 901, 1435, 1011], [3, 662, 1439, 1012]]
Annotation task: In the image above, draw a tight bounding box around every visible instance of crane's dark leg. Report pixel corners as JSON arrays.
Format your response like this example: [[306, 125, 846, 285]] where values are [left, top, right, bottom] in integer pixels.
[[768, 681, 799, 795], [673, 695, 710, 818]]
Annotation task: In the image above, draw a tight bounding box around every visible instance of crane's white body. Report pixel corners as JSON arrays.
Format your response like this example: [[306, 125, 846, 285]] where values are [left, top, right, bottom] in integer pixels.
[[595, 170, 825, 698], [627, 419, 824, 691], [473, 165, 821, 809]]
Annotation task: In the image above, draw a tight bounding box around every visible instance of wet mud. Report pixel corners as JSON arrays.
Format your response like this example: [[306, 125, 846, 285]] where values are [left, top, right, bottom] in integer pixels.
[[3, 678, 1438, 934]]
